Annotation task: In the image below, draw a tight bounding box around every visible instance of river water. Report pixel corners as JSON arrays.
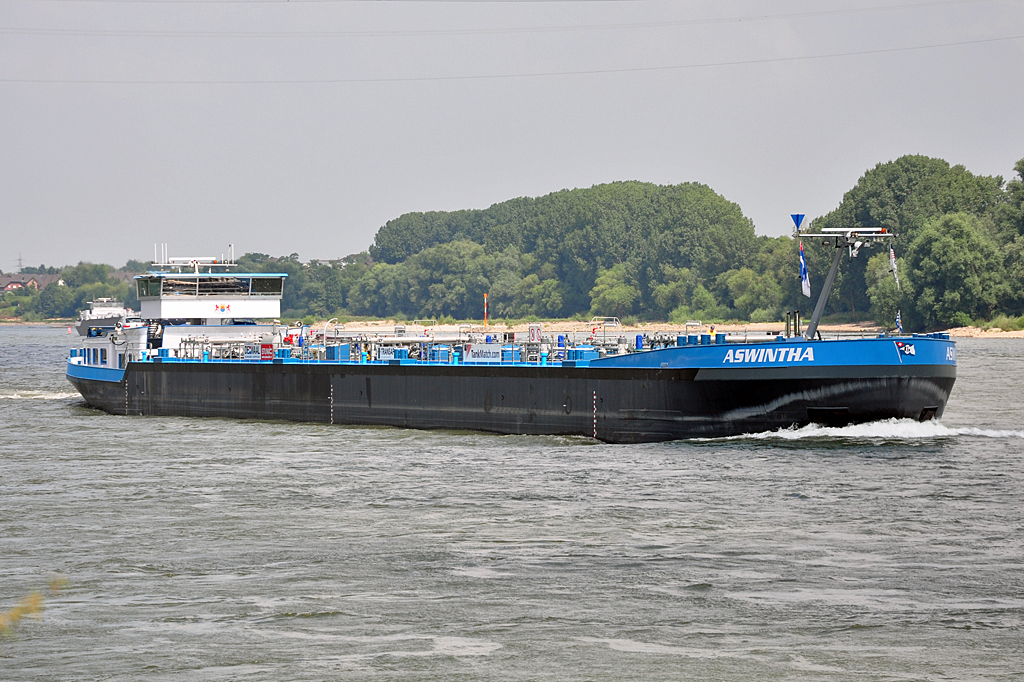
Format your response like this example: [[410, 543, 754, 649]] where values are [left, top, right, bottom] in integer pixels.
[[1, 326, 1021, 680]]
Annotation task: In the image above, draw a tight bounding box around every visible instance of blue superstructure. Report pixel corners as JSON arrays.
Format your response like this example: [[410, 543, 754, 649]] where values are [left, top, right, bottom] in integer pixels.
[[586, 333, 954, 369], [68, 332, 954, 374]]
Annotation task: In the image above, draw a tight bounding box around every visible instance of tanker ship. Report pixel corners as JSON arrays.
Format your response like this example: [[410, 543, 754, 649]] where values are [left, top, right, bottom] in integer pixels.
[[67, 231, 956, 443]]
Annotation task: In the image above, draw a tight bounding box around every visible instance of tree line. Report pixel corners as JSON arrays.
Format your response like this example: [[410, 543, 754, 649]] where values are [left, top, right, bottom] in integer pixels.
[[5, 155, 1023, 331], [0, 262, 143, 322]]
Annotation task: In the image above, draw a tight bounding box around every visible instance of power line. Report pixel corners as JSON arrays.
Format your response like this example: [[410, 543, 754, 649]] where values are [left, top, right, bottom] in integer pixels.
[[0, 0, 650, 3], [0, 0, 1001, 38], [2, 33, 1021, 84]]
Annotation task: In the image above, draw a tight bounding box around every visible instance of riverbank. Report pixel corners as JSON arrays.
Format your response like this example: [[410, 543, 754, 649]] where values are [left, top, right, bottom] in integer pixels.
[[314, 319, 1024, 339], [5, 318, 1022, 337]]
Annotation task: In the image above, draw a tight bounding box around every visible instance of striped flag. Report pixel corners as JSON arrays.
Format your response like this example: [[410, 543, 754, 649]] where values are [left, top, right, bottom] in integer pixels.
[[799, 242, 811, 298], [896, 309, 903, 334], [890, 245, 900, 291]]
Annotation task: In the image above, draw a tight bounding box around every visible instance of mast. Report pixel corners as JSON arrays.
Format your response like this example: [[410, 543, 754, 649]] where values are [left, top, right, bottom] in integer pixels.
[[799, 227, 895, 341]]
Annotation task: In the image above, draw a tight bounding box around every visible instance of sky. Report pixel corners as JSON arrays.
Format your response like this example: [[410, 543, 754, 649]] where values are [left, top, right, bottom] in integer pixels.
[[2, 0, 1023, 271]]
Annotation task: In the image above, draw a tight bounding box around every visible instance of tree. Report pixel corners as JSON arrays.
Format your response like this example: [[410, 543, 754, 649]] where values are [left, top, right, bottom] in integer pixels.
[[38, 282, 76, 318], [61, 262, 111, 288], [906, 213, 1007, 329], [865, 250, 906, 327], [363, 181, 754, 319], [42, 156, 1007, 325], [588, 264, 639, 318], [1000, 235, 1024, 316], [993, 158, 1024, 241], [650, 265, 694, 316], [21, 265, 59, 274], [719, 267, 783, 320], [811, 155, 1005, 317], [669, 284, 729, 323], [346, 263, 410, 318], [993, 159, 1024, 315], [120, 260, 149, 272]]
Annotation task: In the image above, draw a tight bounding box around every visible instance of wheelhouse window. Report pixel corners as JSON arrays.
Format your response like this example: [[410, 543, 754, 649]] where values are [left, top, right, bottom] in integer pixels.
[[197, 277, 252, 296], [136, 275, 283, 297], [251, 277, 284, 296], [137, 278, 162, 298], [161, 278, 198, 296]]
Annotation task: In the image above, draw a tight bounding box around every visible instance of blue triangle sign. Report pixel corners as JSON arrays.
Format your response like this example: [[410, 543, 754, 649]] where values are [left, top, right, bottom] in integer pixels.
[[791, 214, 805, 229]]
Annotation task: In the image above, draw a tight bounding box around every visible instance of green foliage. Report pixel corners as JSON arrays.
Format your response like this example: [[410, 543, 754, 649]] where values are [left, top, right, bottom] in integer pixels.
[[61, 262, 111, 288], [1003, 236, 1024, 316], [38, 283, 76, 318], [20, 265, 60, 274], [818, 155, 1004, 237], [905, 213, 1007, 329], [251, 158, 1024, 328], [864, 251, 905, 328], [364, 181, 755, 319], [650, 265, 694, 313], [979, 313, 1024, 331], [668, 284, 731, 323], [992, 158, 1024, 242], [120, 260, 149, 272], [749, 308, 779, 324], [513, 275, 566, 318], [76, 281, 132, 311], [718, 268, 784, 319], [588, 264, 640, 318], [811, 155, 1007, 319], [10, 155, 1024, 328]]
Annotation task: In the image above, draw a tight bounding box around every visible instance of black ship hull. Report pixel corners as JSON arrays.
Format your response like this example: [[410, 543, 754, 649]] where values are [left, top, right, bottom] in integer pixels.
[[68, 361, 955, 443]]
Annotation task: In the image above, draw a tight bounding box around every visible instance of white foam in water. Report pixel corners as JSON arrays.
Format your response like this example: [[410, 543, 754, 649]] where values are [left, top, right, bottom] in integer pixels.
[[0, 391, 79, 400], [695, 418, 1024, 442]]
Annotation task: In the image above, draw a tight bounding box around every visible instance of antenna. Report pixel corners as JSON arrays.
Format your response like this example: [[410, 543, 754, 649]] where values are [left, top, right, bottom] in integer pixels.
[[17, 252, 23, 273]]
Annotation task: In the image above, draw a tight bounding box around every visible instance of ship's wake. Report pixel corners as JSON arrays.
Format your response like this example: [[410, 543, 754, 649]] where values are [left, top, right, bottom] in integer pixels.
[[693, 418, 1024, 442], [0, 390, 79, 401]]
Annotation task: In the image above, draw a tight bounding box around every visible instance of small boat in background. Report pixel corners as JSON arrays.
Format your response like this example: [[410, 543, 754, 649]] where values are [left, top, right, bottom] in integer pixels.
[[75, 298, 134, 336]]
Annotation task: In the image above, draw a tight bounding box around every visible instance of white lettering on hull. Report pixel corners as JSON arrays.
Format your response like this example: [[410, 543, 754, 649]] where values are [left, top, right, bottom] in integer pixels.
[[723, 347, 814, 364]]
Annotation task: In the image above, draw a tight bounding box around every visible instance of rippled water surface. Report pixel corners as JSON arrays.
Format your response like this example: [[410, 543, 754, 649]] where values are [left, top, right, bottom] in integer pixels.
[[2, 326, 1022, 680]]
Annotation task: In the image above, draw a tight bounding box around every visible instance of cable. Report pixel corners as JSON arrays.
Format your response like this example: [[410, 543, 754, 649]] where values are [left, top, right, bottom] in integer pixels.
[[0, 0, 652, 4], [2, 33, 1021, 83], [0, 0, 1002, 38]]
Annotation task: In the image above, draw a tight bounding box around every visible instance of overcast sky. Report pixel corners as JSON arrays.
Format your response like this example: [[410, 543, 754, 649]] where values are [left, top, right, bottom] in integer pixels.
[[2, 0, 1022, 271]]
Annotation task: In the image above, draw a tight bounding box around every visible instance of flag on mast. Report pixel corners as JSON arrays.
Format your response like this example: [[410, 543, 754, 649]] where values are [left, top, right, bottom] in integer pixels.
[[799, 242, 811, 298], [890, 245, 900, 290], [896, 309, 903, 334]]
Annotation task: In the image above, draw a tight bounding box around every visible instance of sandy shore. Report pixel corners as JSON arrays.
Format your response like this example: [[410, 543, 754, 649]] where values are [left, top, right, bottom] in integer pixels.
[[313, 319, 1024, 338], [942, 326, 1024, 338]]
